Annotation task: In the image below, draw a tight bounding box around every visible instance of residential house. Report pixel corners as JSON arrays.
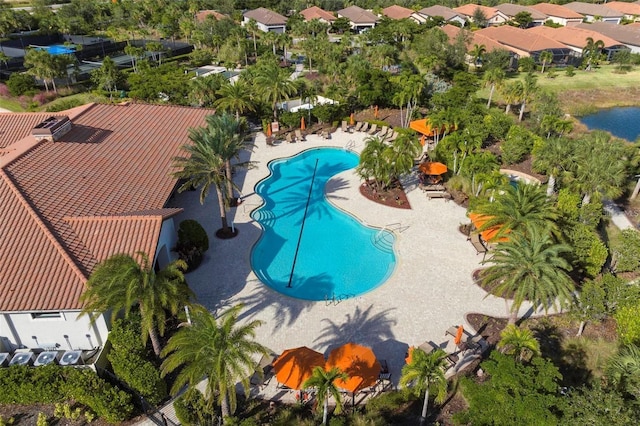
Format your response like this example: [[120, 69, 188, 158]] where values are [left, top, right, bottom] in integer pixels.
[[243, 8, 287, 33], [453, 4, 510, 27], [529, 3, 585, 27], [300, 6, 336, 25], [441, 24, 517, 67], [528, 25, 627, 60], [195, 10, 228, 23], [337, 6, 379, 33], [578, 22, 640, 53], [0, 103, 210, 359], [418, 5, 467, 27], [381, 5, 428, 24], [477, 25, 577, 64], [563, 2, 623, 24], [605, 1, 640, 22], [495, 4, 548, 27]]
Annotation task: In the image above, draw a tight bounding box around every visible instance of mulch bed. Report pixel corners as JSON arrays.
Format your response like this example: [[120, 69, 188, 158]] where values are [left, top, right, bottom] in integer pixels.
[[359, 180, 411, 209]]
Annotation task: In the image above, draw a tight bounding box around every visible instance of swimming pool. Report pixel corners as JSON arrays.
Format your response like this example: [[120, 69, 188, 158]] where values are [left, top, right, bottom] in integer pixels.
[[251, 148, 397, 301], [36, 45, 76, 55]]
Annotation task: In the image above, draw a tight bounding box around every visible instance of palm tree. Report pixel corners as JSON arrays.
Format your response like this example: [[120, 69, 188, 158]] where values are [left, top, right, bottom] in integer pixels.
[[400, 347, 449, 425], [501, 81, 520, 115], [161, 304, 270, 423], [497, 324, 541, 362], [532, 137, 575, 196], [79, 252, 191, 356], [517, 72, 538, 122], [203, 113, 251, 201], [470, 43, 486, 67], [189, 73, 224, 107], [356, 135, 393, 192], [538, 50, 553, 74], [483, 67, 505, 108], [245, 18, 259, 55], [583, 37, 605, 71], [302, 366, 348, 425], [253, 61, 297, 120], [172, 130, 233, 235], [214, 80, 255, 119], [481, 228, 575, 324], [606, 344, 640, 400]]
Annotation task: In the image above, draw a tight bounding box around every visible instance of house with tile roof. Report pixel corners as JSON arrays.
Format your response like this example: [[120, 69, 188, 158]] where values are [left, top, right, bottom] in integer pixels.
[[381, 5, 428, 24], [605, 1, 640, 21], [527, 25, 628, 60], [477, 25, 577, 65], [300, 6, 336, 24], [563, 2, 623, 24], [243, 7, 287, 33], [529, 3, 585, 27], [195, 10, 228, 23], [337, 6, 379, 33], [453, 4, 509, 27], [0, 103, 210, 356], [495, 4, 548, 27], [440, 24, 518, 68], [418, 5, 467, 27], [578, 21, 640, 53]]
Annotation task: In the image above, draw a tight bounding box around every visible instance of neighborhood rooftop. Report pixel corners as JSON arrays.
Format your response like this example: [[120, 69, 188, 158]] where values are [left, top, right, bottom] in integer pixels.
[[338, 5, 379, 24], [243, 7, 287, 25]]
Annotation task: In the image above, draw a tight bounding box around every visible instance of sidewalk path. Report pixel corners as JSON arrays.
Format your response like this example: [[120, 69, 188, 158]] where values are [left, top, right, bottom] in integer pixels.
[[604, 200, 635, 231]]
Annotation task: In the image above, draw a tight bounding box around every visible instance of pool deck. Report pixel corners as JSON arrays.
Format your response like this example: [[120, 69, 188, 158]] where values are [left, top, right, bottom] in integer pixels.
[[160, 128, 541, 413]]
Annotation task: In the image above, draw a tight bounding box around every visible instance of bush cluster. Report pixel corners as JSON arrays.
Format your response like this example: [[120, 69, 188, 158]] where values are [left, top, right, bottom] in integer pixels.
[[174, 388, 218, 426], [107, 314, 167, 405], [0, 365, 133, 424], [176, 219, 209, 271]]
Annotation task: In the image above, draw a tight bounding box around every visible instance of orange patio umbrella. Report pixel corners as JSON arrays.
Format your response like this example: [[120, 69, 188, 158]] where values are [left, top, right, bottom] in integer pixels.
[[454, 325, 464, 346], [300, 116, 306, 130], [350, 113, 355, 126], [266, 123, 272, 137], [409, 118, 435, 137], [419, 162, 448, 176], [326, 343, 381, 393], [420, 135, 426, 146], [405, 346, 415, 364], [468, 212, 509, 243], [272, 347, 325, 390]]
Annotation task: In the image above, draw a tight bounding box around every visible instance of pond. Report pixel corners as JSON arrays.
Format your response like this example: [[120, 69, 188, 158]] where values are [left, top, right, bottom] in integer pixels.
[[579, 107, 640, 142]]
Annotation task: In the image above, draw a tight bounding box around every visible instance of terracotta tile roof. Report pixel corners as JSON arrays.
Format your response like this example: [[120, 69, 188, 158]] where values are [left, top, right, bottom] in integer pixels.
[[243, 8, 287, 26], [300, 6, 336, 22], [563, 2, 623, 18], [477, 25, 569, 52], [530, 3, 584, 20], [528, 25, 622, 49], [0, 112, 56, 151], [195, 10, 228, 23], [338, 6, 379, 24], [577, 21, 640, 47], [0, 103, 210, 311], [382, 5, 415, 20], [441, 24, 511, 53], [604, 1, 640, 16], [495, 4, 548, 21], [419, 5, 464, 21], [454, 4, 499, 19]]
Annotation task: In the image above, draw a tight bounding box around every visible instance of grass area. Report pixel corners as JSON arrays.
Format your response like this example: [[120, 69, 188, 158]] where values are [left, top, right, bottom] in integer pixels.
[[37, 92, 108, 112], [0, 97, 25, 112], [527, 65, 640, 93], [563, 336, 618, 381]]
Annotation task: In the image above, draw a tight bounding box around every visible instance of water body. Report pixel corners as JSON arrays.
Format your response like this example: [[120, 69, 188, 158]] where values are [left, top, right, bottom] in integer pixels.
[[250, 148, 397, 301], [580, 107, 640, 142]]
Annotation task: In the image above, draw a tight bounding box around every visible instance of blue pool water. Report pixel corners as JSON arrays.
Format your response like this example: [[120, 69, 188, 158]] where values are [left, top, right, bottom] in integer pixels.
[[251, 148, 397, 301], [580, 107, 640, 142], [37, 45, 76, 55]]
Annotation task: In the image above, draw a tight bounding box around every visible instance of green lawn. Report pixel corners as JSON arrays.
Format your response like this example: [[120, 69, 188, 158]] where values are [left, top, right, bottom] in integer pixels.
[[36, 92, 108, 112], [0, 97, 25, 112]]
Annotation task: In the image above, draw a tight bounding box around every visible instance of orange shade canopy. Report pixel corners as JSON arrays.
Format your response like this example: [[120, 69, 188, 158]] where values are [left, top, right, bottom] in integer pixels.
[[454, 325, 464, 345], [272, 347, 325, 390], [326, 343, 381, 393], [419, 162, 448, 175], [410, 118, 435, 136], [301, 116, 306, 130], [468, 212, 509, 243]]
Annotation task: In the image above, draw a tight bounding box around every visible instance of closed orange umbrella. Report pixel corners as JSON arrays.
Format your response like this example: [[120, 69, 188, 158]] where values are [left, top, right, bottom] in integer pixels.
[[454, 325, 464, 345], [419, 162, 447, 175], [350, 113, 355, 126], [273, 347, 325, 390], [374, 105, 379, 119], [420, 135, 426, 146], [300, 116, 306, 130], [326, 343, 381, 393], [266, 123, 272, 137], [405, 346, 415, 364]]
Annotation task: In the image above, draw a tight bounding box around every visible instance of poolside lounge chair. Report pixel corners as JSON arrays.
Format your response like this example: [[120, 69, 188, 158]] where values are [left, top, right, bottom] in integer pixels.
[[446, 326, 482, 351], [367, 124, 378, 135], [354, 122, 364, 132], [342, 121, 351, 133], [295, 129, 306, 141], [386, 131, 399, 142], [360, 122, 370, 132], [286, 133, 296, 143], [250, 353, 276, 389], [266, 136, 275, 146], [378, 126, 389, 138], [469, 233, 487, 256]]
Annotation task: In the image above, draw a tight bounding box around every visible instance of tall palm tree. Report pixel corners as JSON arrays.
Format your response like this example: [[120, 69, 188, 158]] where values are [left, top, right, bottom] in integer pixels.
[[606, 344, 640, 400], [203, 113, 251, 201], [583, 37, 604, 71], [538, 50, 553, 74], [189, 73, 225, 107], [214, 80, 254, 120], [501, 81, 520, 115], [497, 324, 541, 362], [245, 18, 259, 55], [79, 252, 191, 356], [253, 61, 297, 120], [483, 67, 505, 108], [400, 348, 449, 425], [532, 137, 575, 196], [470, 43, 486, 67], [172, 130, 233, 235], [302, 366, 348, 425], [356, 135, 393, 192], [517, 72, 538, 122], [161, 304, 270, 423], [481, 228, 575, 324]]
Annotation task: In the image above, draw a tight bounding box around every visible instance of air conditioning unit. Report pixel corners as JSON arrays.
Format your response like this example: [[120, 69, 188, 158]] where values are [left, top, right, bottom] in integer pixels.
[[34, 351, 61, 366], [9, 352, 35, 366], [59, 350, 83, 366], [0, 353, 10, 367]]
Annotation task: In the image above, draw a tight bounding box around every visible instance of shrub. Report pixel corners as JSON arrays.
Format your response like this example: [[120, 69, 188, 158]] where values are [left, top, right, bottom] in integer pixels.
[[615, 303, 640, 345], [6, 73, 35, 96], [312, 103, 345, 124], [107, 314, 167, 405], [174, 389, 218, 426], [177, 219, 209, 271], [279, 110, 306, 129], [46, 98, 85, 112], [567, 222, 608, 278], [0, 83, 10, 97], [612, 229, 640, 273], [501, 125, 537, 165], [565, 66, 575, 77]]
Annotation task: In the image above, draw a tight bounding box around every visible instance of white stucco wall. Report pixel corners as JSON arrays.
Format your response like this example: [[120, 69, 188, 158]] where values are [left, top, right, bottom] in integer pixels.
[[155, 217, 178, 268], [0, 311, 109, 352]]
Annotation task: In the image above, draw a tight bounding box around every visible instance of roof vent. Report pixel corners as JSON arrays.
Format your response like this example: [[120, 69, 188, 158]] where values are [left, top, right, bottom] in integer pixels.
[[9, 352, 35, 366], [59, 350, 83, 366], [34, 351, 61, 366], [32, 116, 72, 141]]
